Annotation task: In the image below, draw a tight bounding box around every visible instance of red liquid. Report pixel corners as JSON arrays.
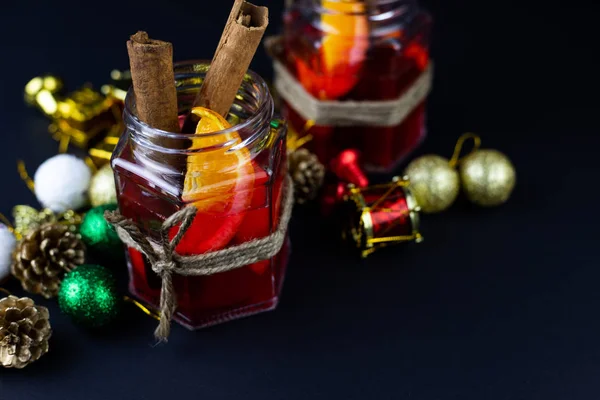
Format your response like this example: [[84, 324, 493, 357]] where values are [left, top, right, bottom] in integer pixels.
[[114, 135, 289, 330], [282, 9, 432, 172]]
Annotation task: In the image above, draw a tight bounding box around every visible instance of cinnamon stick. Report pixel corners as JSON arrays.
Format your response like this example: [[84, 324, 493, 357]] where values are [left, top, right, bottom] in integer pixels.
[[127, 31, 180, 133], [193, 0, 269, 117]]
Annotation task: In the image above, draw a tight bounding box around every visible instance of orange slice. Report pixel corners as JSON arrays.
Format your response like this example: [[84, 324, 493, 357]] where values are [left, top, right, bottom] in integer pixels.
[[173, 107, 255, 255], [317, 0, 370, 99], [322, 1, 369, 72]]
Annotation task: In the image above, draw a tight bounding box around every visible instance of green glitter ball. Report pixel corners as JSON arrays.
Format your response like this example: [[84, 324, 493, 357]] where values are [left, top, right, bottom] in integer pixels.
[[79, 204, 121, 253], [58, 265, 120, 328]]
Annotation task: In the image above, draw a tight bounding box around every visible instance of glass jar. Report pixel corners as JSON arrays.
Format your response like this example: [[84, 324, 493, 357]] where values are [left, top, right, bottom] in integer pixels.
[[111, 61, 289, 330], [281, 0, 432, 172]]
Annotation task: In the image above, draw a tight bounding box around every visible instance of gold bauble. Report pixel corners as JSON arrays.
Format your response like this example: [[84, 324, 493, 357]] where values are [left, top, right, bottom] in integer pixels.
[[404, 155, 460, 213], [460, 150, 516, 206], [89, 164, 117, 207]]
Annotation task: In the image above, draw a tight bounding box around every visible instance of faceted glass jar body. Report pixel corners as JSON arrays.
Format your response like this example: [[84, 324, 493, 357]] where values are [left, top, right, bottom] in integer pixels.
[[282, 0, 432, 172], [111, 62, 289, 330]]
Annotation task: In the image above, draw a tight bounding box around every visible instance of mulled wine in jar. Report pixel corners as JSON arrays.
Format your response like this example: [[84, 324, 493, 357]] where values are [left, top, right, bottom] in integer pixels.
[[111, 61, 289, 330], [277, 0, 432, 172]]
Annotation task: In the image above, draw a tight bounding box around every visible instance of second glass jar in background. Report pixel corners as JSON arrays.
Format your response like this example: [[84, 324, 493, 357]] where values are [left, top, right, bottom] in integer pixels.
[[281, 0, 432, 172], [111, 62, 289, 330]]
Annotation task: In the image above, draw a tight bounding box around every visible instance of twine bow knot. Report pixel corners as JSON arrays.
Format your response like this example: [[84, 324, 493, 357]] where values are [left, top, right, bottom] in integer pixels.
[[105, 176, 295, 342], [153, 260, 177, 275]]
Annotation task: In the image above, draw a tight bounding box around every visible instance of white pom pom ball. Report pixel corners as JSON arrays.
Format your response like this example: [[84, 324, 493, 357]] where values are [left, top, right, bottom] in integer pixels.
[[34, 154, 92, 213], [0, 224, 16, 282]]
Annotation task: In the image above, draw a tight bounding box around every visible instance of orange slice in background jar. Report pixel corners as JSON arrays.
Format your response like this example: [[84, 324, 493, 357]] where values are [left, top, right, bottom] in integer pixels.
[[296, 0, 369, 100], [172, 107, 255, 255]]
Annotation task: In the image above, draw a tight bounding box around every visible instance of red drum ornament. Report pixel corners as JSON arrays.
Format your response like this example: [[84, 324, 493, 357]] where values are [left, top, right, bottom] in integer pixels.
[[343, 176, 423, 258]]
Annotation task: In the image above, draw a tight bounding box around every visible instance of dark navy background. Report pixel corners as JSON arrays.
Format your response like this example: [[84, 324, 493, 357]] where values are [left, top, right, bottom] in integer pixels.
[[1, 0, 599, 399]]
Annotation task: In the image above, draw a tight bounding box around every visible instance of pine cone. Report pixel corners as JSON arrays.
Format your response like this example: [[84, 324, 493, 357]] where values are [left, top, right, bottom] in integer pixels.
[[12, 224, 85, 299], [289, 149, 326, 204], [0, 296, 51, 369]]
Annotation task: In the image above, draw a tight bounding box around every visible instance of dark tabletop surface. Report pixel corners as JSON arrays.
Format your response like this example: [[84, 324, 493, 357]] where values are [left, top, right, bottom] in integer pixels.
[[1, 0, 600, 399]]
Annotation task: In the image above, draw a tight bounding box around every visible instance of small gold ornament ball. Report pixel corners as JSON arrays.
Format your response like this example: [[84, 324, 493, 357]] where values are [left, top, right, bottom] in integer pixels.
[[89, 164, 117, 208], [404, 155, 460, 213], [460, 150, 516, 207]]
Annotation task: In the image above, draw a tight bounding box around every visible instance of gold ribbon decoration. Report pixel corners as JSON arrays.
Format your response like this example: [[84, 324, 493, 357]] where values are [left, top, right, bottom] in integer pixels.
[[24, 71, 131, 167], [287, 119, 315, 153]]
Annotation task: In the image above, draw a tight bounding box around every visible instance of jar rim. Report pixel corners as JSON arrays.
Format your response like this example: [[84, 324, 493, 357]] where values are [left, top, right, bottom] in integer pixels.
[[123, 60, 273, 142], [289, 0, 421, 38], [310, 0, 416, 16]]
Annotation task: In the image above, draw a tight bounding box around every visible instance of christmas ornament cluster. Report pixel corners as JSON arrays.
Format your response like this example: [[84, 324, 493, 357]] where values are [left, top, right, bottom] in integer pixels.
[[1, 154, 119, 283], [290, 132, 517, 257], [0, 155, 124, 369], [404, 134, 516, 213]]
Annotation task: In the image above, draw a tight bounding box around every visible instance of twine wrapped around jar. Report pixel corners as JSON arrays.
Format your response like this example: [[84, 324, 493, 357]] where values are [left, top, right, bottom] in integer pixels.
[[265, 36, 433, 128], [105, 176, 294, 342]]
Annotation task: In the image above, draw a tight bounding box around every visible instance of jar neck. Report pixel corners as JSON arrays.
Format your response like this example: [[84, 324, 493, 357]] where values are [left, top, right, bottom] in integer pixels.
[[318, 0, 417, 13], [123, 61, 274, 171], [287, 0, 420, 36]]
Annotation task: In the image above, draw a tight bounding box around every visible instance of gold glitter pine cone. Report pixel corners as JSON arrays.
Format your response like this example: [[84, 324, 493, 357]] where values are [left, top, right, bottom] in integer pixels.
[[289, 148, 326, 204], [0, 296, 51, 369], [12, 224, 85, 299]]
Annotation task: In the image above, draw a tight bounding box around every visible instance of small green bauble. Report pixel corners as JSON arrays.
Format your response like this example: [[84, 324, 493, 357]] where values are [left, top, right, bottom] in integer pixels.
[[404, 155, 460, 213], [460, 150, 516, 207], [89, 164, 117, 208], [58, 265, 120, 328], [80, 204, 121, 252]]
